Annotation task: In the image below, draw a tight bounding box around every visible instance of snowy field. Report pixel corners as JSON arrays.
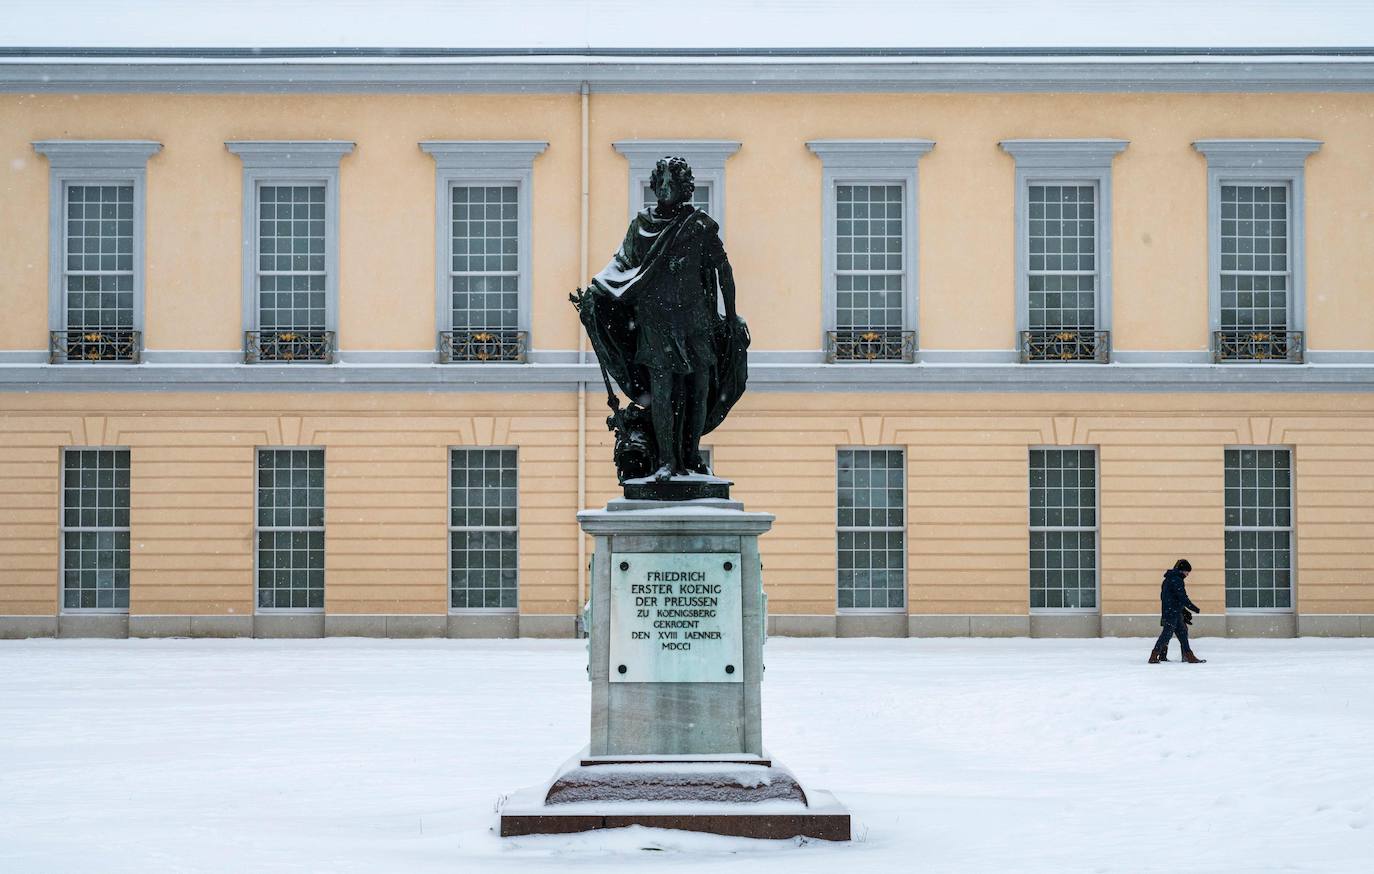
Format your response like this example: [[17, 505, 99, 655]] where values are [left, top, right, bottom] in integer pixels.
[[1, 637, 1371, 873]]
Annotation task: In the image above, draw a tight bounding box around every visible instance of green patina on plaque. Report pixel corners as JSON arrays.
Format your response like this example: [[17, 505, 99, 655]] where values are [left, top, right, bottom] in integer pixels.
[[609, 552, 743, 684]]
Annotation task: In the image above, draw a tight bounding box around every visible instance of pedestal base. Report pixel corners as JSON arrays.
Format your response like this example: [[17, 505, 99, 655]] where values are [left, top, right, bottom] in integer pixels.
[[622, 473, 732, 501], [498, 750, 851, 841]]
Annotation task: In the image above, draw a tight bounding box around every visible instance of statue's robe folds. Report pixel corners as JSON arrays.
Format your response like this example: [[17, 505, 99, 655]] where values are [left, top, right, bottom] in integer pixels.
[[580, 205, 748, 438]]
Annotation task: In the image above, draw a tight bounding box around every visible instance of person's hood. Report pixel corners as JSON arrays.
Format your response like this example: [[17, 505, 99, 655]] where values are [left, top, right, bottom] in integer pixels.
[[1164, 568, 1186, 583]]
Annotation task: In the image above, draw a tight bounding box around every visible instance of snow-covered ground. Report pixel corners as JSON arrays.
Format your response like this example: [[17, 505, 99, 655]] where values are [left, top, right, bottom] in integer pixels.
[[1, 637, 1371, 872]]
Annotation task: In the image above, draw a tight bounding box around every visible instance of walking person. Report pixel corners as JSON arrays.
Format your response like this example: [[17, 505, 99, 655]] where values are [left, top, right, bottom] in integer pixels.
[[1149, 559, 1207, 664]]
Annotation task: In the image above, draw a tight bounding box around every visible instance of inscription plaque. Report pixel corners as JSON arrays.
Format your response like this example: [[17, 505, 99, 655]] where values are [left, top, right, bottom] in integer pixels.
[[609, 552, 743, 684]]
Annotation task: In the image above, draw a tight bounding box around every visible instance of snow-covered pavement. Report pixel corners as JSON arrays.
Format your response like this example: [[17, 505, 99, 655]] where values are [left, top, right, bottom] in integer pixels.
[[1, 637, 1371, 872]]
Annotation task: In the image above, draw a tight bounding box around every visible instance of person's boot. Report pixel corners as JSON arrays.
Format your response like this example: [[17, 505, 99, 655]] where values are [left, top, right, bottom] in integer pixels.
[[1182, 650, 1207, 664], [1148, 648, 1161, 664]]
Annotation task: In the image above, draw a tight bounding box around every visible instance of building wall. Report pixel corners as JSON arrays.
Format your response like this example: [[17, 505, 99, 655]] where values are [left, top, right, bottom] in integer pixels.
[[3, 92, 1374, 357], [3, 88, 1373, 637], [3, 390, 1372, 636]]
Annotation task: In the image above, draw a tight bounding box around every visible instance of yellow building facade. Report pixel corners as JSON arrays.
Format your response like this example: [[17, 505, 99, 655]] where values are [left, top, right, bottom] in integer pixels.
[[2, 51, 1373, 638]]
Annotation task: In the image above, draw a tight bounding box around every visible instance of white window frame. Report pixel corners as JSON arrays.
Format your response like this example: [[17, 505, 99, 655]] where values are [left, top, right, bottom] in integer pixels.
[[612, 140, 739, 233], [1223, 445, 1297, 615], [1028, 445, 1101, 614], [1193, 140, 1321, 340], [32, 140, 161, 349], [835, 446, 908, 614], [807, 140, 932, 353], [420, 141, 546, 355], [448, 446, 520, 614], [59, 446, 132, 614], [226, 141, 353, 341], [253, 446, 326, 614], [1000, 140, 1126, 348]]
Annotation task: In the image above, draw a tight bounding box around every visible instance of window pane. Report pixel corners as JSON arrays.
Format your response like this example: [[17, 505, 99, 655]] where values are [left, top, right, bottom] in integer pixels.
[[257, 184, 327, 331], [1224, 448, 1293, 609], [64, 185, 136, 331], [835, 184, 904, 332], [1027, 184, 1096, 331], [451, 185, 521, 331], [61, 449, 131, 610], [837, 449, 905, 610], [450, 448, 518, 610], [256, 448, 325, 610], [1028, 449, 1097, 610]]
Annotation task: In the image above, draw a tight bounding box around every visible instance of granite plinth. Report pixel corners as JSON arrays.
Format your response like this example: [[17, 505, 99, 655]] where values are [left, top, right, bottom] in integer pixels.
[[546, 762, 806, 804], [622, 473, 732, 501], [498, 750, 851, 841]]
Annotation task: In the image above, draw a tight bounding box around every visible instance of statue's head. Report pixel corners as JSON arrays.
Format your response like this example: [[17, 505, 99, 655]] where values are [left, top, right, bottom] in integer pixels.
[[649, 156, 695, 209]]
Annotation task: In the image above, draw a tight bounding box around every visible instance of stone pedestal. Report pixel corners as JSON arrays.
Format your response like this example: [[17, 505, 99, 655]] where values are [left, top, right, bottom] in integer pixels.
[[497, 493, 850, 841], [584, 496, 769, 757]]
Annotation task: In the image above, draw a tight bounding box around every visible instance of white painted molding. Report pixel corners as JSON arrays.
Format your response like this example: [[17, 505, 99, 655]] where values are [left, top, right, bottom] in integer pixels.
[[807, 139, 934, 346], [1191, 138, 1323, 169], [224, 140, 355, 168], [420, 141, 547, 346]]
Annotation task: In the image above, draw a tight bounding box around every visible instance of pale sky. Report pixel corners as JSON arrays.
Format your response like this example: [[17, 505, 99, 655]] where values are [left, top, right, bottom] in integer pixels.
[[3, 0, 1372, 51]]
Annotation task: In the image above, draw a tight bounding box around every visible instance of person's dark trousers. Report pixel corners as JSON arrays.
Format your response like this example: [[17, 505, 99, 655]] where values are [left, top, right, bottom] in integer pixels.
[[1153, 621, 1190, 655]]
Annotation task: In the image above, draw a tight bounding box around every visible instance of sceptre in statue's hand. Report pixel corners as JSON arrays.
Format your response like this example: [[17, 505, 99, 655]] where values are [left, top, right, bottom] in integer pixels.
[[571, 156, 749, 491]]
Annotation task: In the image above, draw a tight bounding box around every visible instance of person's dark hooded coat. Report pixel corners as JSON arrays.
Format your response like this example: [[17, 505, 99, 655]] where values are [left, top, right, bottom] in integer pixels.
[[1159, 568, 1201, 627]]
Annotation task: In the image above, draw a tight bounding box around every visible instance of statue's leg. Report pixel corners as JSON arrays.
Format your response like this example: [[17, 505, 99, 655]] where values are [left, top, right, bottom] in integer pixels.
[[648, 367, 677, 479], [682, 369, 710, 474]]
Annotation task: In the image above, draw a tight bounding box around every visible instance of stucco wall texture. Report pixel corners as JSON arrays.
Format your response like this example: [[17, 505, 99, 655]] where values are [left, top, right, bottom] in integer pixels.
[[3, 91, 1374, 355], [3, 90, 1373, 636]]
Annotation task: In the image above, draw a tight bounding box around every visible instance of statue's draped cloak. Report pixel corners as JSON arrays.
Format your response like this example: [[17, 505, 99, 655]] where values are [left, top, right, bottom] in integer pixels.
[[581, 205, 748, 437]]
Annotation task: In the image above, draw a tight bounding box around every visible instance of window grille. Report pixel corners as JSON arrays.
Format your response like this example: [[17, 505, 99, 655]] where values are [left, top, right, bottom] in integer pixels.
[[1029, 448, 1098, 609], [256, 449, 325, 610], [61, 449, 130, 611], [450, 185, 520, 348], [450, 448, 518, 610], [837, 449, 906, 610], [834, 184, 905, 358], [62, 185, 138, 361], [254, 184, 328, 361], [1224, 448, 1293, 610]]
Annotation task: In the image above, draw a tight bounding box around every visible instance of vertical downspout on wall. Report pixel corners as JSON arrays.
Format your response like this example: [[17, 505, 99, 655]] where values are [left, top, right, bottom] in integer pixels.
[[576, 81, 590, 624]]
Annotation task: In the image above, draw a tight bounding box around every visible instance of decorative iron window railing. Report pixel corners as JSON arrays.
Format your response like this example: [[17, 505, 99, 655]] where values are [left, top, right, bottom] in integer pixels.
[[439, 330, 528, 363], [244, 330, 335, 364], [1021, 330, 1111, 363], [49, 329, 142, 364], [1212, 330, 1304, 364], [825, 329, 916, 363]]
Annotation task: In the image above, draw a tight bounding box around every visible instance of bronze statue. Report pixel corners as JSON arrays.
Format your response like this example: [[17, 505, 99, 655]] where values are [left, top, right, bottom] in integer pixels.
[[571, 156, 749, 490]]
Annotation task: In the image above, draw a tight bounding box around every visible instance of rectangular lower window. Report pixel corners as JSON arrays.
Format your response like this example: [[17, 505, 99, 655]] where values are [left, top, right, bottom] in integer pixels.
[[1029, 448, 1098, 610], [450, 448, 518, 610], [61, 449, 130, 611], [255, 448, 325, 610], [1224, 448, 1293, 610], [837, 448, 906, 610]]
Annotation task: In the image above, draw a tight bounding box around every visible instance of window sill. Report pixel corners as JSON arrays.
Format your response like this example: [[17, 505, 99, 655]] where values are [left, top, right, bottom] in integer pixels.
[[836, 607, 907, 615]]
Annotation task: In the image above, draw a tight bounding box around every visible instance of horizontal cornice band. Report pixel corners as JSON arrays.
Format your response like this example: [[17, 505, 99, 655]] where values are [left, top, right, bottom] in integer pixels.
[[3, 361, 1374, 393], [5, 60, 1374, 93]]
